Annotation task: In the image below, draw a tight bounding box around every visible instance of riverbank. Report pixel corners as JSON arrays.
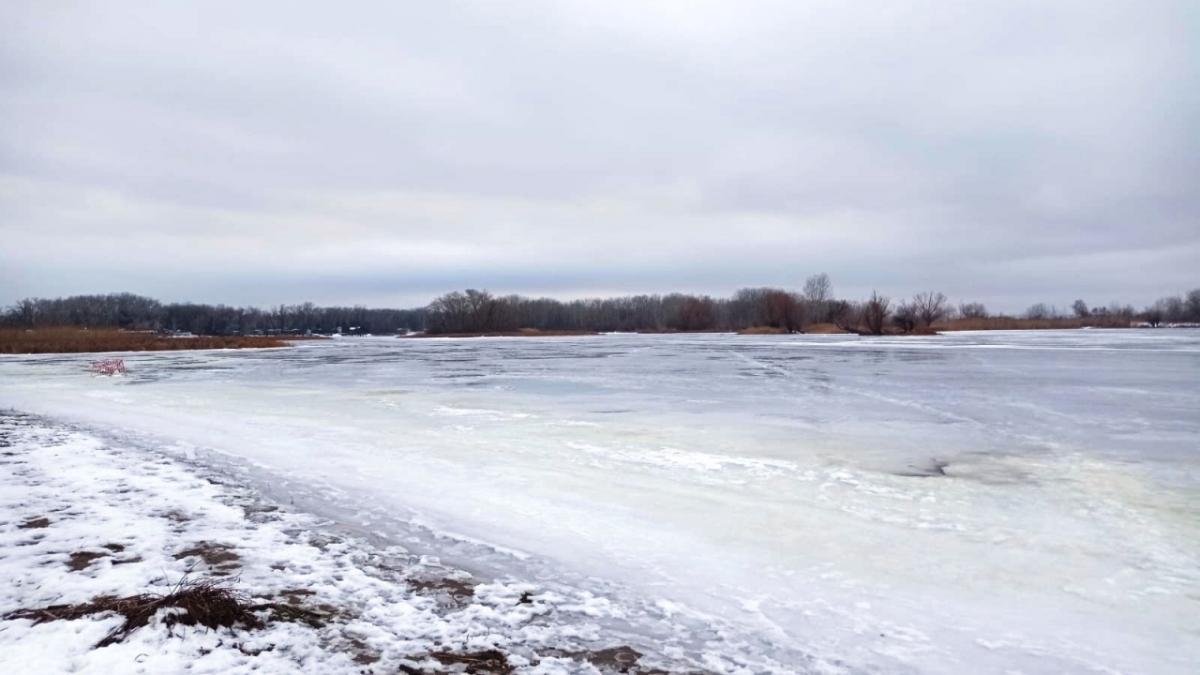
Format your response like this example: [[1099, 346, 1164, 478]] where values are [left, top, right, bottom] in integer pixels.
[[0, 412, 680, 674], [0, 328, 303, 354]]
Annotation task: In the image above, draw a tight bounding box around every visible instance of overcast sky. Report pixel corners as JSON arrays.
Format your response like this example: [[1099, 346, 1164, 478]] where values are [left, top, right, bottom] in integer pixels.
[[2, 1, 1196, 312]]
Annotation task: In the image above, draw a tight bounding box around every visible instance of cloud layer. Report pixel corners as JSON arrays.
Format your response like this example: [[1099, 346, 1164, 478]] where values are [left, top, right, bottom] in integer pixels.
[[2, 1, 1196, 311]]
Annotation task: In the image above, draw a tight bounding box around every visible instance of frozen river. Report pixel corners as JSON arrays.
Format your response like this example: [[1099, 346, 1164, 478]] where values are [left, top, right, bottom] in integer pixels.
[[2, 330, 1198, 673]]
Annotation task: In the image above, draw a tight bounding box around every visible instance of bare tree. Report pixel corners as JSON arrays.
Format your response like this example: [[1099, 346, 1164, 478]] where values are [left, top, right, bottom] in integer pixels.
[[1025, 303, 1054, 320], [893, 302, 918, 333], [803, 273, 832, 323], [1157, 295, 1184, 323], [827, 300, 855, 332], [1143, 304, 1164, 327], [1071, 299, 1089, 318], [863, 292, 890, 335], [957, 302, 988, 319], [912, 291, 948, 327], [1187, 289, 1200, 322]]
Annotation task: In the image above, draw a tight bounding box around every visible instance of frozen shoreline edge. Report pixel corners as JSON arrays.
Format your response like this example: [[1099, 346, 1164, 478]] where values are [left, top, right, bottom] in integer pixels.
[[0, 410, 808, 674]]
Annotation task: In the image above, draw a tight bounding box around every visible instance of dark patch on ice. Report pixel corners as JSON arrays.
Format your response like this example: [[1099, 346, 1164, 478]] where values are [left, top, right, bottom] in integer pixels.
[[161, 509, 192, 523], [67, 550, 108, 571], [19, 516, 50, 529], [345, 637, 381, 664], [894, 459, 950, 478], [242, 502, 281, 523], [103, 542, 126, 552], [307, 532, 344, 551]]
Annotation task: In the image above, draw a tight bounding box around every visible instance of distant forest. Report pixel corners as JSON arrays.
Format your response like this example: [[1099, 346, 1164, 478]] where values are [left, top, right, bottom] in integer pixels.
[[3, 275, 1199, 336]]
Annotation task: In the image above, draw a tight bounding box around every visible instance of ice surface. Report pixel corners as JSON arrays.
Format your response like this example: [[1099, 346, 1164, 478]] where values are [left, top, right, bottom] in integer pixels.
[[2, 330, 1198, 673]]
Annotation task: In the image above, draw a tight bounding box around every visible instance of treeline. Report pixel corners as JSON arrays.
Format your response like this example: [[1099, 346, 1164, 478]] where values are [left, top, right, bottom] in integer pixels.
[[425, 275, 842, 333], [0, 293, 425, 335], [421, 278, 1200, 334], [3, 280, 1198, 336]]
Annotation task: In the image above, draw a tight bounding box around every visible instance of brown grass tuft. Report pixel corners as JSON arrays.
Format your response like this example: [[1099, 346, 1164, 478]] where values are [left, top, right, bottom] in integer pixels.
[[3, 577, 264, 647], [399, 650, 513, 674]]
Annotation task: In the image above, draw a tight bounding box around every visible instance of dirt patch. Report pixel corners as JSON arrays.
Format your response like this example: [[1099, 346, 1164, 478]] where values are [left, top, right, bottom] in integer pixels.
[[3, 578, 264, 648], [174, 542, 240, 574], [587, 646, 670, 673], [249, 589, 341, 628], [406, 575, 476, 607], [19, 516, 50, 529], [242, 503, 280, 522], [340, 636, 381, 665], [548, 645, 666, 674], [306, 533, 343, 551], [67, 551, 108, 571], [277, 588, 316, 603], [253, 601, 331, 628], [161, 509, 192, 523], [399, 650, 513, 674]]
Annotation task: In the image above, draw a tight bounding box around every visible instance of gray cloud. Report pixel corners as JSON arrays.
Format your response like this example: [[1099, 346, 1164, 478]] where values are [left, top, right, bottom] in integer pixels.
[[2, 1, 1196, 312]]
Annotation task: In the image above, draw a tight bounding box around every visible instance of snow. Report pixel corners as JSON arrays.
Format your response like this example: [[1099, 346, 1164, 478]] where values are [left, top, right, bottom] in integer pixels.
[[2, 329, 1199, 673], [0, 414, 762, 673]]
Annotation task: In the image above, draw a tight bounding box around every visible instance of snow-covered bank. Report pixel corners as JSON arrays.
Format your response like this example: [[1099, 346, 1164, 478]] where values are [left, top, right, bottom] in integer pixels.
[[0, 412, 762, 674]]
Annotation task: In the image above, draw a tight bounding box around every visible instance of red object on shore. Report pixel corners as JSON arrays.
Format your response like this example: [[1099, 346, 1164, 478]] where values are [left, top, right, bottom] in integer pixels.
[[90, 358, 127, 375]]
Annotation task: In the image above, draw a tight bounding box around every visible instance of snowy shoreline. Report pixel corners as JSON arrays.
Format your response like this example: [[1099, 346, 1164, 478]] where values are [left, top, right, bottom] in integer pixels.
[[0, 412, 737, 674]]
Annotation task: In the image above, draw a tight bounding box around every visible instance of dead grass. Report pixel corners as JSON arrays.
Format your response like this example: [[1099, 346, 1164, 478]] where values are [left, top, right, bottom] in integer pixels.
[[0, 328, 291, 354], [412, 329, 598, 338], [174, 541, 241, 576], [4, 576, 334, 648], [67, 551, 109, 571], [406, 575, 476, 608], [936, 317, 1131, 331], [736, 326, 790, 335], [803, 323, 851, 334], [400, 650, 514, 674], [3, 577, 264, 647]]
